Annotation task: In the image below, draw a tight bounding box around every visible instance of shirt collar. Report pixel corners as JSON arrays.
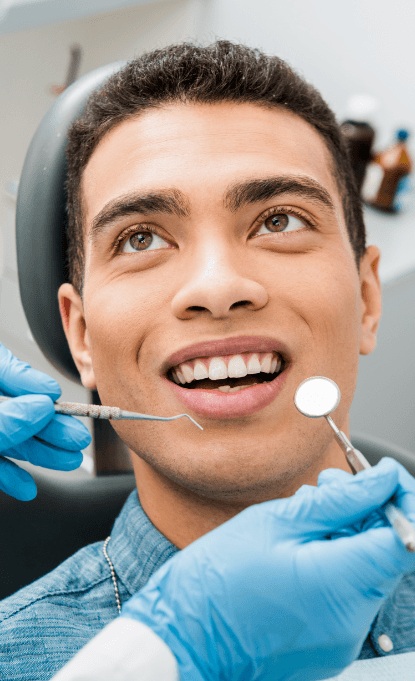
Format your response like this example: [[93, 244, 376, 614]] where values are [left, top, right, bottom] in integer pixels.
[[107, 489, 179, 597]]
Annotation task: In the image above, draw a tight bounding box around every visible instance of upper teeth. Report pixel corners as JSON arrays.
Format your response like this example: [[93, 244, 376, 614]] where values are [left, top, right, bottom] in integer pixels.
[[171, 352, 282, 385]]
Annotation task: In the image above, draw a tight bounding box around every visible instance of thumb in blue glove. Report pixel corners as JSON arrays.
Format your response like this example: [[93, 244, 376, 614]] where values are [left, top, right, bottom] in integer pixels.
[[121, 457, 415, 681]]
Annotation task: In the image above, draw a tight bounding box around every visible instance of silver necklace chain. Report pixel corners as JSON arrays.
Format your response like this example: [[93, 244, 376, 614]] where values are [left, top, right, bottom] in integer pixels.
[[103, 536, 122, 615]]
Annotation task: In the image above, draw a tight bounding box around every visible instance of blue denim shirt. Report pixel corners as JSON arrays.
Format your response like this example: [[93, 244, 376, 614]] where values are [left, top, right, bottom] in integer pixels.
[[0, 489, 414, 679]]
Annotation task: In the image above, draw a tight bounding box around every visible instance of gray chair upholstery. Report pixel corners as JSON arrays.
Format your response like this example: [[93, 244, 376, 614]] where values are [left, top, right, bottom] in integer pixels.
[[0, 63, 138, 603], [0, 432, 414, 601], [16, 61, 125, 384], [16, 61, 132, 474], [0, 472, 136, 600], [350, 430, 415, 475]]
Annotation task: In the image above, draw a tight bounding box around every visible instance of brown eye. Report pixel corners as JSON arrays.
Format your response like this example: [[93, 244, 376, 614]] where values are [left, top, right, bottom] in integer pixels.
[[264, 214, 289, 231], [129, 232, 153, 250], [255, 212, 306, 237], [121, 230, 170, 253]]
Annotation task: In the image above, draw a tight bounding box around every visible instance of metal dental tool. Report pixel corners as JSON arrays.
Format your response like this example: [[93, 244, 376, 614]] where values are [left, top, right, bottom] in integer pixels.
[[0, 395, 203, 430], [294, 376, 415, 553]]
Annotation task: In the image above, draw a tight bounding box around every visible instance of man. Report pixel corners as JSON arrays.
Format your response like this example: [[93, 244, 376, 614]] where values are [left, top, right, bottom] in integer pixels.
[[1, 40, 414, 679]]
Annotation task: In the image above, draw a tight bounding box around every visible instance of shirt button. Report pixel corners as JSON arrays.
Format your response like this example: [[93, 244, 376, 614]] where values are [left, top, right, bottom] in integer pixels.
[[378, 634, 394, 652]]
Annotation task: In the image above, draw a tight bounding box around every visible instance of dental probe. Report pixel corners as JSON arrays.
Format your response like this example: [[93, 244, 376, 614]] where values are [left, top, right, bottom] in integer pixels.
[[294, 376, 415, 553], [0, 395, 203, 430]]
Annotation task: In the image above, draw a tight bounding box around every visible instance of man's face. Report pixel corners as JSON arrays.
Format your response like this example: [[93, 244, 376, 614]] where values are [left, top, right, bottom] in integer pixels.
[[60, 102, 381, 503]]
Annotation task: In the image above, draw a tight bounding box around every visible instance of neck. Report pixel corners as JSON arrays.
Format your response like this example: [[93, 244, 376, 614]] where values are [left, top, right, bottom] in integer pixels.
[[130, 416, 353, 549]]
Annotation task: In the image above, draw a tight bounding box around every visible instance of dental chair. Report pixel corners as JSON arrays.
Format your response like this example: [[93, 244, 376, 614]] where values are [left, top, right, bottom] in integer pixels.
[[1, 64, 415, 601]]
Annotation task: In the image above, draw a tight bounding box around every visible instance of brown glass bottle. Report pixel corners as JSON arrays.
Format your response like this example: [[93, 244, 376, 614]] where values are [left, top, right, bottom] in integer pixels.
[[340, 120, 375, 192], [362, 129, 412, 212]]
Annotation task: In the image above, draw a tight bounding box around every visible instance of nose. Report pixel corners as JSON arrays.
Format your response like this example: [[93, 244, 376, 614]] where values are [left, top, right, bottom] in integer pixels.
[[171, 248, 268, 320]]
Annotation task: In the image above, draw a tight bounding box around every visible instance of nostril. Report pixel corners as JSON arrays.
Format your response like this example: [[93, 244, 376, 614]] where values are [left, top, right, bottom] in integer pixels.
[[230, 300, 251, 310], [188, 306, 208, 312]]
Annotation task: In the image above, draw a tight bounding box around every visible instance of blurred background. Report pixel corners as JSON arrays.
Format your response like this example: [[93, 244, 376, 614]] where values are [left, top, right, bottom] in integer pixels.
[[1, 0, 414, 475]]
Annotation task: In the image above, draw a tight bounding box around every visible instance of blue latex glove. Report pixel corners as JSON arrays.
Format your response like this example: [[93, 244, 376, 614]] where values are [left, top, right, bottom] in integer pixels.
[[0, 343, 91, 501], [122, 458, 415, 681]]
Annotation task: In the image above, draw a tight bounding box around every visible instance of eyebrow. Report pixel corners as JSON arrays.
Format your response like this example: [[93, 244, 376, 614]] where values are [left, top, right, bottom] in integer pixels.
[[88, 189, 190, 244], [88, 175, 334, 244], [224, 176, 335, 213]]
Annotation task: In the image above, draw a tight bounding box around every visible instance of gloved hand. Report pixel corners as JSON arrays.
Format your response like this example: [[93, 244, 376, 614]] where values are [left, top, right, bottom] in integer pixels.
[[0, 343, 91, 501], [122, 457, 415, 681]]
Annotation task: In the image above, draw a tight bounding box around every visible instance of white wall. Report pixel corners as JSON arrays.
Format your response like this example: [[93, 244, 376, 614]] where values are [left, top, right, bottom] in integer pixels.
[[0, 0, 202, 221], [198, 0, 415, 145], [0, 0, 166, 33]]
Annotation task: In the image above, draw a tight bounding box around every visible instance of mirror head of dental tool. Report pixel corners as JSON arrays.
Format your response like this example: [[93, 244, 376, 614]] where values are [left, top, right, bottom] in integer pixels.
[[294, 376, 341, 418]]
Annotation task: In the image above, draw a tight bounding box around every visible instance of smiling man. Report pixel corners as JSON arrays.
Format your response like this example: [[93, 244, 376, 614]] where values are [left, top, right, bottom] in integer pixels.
[[60, 47, 378, 545], [3, 41, 415, 679]]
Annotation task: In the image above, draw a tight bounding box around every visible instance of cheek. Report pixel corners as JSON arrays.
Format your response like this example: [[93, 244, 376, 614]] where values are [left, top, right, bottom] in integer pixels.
[[82, 273, 173, 400], [306, 262, 361, 396], [304, 255, 359, 320], [83, 288, 146, 387], [281, 256, 361, 358]]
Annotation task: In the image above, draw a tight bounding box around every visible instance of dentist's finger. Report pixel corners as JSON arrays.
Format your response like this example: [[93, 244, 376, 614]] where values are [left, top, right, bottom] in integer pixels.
[[3, 439, 83, 471], [0, 344, 61, 400], [267, 458, 412, 539], [326, 525, 415, 588], [35, 414, 92, 451], [381, 458, 415, 522], [0, 394, 55, 452], [317, 468, 353, 485], [0, 456, 37, 500]]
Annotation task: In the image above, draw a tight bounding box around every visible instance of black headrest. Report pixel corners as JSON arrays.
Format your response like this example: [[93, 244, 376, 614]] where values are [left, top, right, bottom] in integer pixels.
[[16, 61, 126, 384]]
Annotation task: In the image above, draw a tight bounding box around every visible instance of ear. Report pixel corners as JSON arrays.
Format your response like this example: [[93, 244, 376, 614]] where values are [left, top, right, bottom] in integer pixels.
[[58, 283, 97, 390], [359, 245, 382, 356]]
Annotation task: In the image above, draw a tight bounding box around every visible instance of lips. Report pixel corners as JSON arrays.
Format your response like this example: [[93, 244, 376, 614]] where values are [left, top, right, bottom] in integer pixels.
[[162, 336, 292, 419]]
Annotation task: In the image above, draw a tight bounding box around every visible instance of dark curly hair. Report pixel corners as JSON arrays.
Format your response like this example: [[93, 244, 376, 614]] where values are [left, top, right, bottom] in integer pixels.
[[66, 40, 365, 296]]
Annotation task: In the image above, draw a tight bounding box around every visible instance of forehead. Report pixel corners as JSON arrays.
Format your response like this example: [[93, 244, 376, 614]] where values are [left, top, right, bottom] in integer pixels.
[[82, 101, 342, 221]]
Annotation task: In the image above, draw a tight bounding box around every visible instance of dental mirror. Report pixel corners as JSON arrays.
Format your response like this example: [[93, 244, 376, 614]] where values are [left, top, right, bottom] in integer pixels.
[[294, 376, 340, 418], [294, 375, 415, 552]]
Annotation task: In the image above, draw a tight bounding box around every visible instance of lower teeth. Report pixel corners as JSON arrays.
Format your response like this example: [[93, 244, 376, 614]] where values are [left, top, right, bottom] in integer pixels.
[[217, 383, 257, 393]]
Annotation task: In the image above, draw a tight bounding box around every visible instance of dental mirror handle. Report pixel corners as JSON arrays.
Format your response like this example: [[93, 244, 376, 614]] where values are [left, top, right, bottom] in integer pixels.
[[325, 415, 415, 552], [325, 415, 371, 472]]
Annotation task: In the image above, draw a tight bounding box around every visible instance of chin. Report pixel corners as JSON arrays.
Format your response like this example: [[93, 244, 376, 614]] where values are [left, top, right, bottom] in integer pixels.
[[129, 436, 307, 504]]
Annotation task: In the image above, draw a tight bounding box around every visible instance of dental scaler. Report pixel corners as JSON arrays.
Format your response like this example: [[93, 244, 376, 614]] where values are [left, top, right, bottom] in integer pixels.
[[0, 395, 203, 430], [294, 376, 415, 553]]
